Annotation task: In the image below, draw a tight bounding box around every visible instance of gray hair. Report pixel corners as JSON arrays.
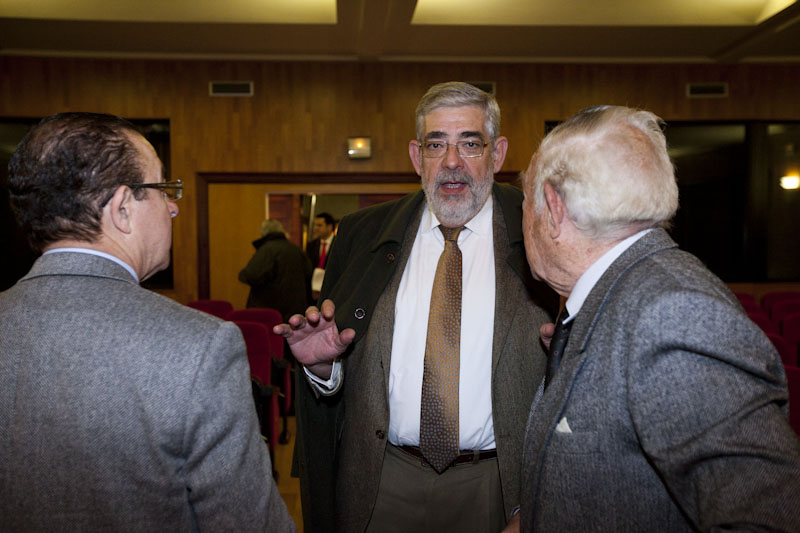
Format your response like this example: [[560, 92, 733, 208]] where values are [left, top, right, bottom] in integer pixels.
[[415, 81, 501, 142], [8, 112, 144, 251], [527, 105, 678, 240], [260, 219, 284, 236]]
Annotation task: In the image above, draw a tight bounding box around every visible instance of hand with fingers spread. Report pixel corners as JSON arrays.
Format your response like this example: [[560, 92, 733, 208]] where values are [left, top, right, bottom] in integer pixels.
[[273, 299, 355, 379]]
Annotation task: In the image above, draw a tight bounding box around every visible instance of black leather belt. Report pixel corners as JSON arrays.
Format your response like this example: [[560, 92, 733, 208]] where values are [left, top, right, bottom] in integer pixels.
[[397, 445, 497, 467]]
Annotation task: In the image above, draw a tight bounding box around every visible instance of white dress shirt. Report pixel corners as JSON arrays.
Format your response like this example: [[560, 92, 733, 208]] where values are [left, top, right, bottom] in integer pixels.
[[306, 196, 497, 450]]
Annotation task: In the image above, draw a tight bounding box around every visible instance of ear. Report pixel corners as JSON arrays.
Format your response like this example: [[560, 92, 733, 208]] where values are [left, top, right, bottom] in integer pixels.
[[408, 140, 422, 176], [491, 136, 509, 173], [106, 186, 134, 235], [543, 182, 566, 239]]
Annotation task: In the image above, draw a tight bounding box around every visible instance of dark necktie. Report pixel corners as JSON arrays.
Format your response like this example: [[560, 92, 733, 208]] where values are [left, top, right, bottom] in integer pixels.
[[420, 225, 464, 473], [318, 241, 327, 268], [544, 307, 573, 389]]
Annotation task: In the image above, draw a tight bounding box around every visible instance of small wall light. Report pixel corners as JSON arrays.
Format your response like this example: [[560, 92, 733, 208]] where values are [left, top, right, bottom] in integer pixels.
[[347, 137, 371, 159], [780, 175, 800, 190]]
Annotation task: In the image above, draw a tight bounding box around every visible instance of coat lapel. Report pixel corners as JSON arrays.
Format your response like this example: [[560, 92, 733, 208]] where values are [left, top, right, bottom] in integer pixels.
[[491, 194, 515, 373], [369, 202, 425, 394]]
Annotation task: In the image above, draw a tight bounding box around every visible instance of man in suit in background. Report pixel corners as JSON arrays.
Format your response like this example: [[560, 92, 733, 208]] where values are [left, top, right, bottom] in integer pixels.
[[276, 82, 555, 532], [306, 212, 336, 302], [516, 105, 800, 532], [0, 112, 294, 532], [306, 212, 336, 270]]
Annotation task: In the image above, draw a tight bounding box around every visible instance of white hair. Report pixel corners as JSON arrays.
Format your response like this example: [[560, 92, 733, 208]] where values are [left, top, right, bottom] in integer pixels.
[[528, 105, 678, 240], [260, 219, 284, 236]]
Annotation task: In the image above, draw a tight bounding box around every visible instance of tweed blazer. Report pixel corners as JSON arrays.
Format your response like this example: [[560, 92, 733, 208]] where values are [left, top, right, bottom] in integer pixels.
[[0, 252, 294, 532], [294, 183, 556, 532], [521, 229, 800, 532]]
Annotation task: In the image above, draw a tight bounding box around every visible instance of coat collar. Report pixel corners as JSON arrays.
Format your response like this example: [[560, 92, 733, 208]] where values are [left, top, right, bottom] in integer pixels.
[[369, 190, 426, 252], [21, 251, 139, 285], [252, 232, 286, 248], [572, 228, 678, 354], [368, 183, 525, 253], [538, 228, 678, 401]]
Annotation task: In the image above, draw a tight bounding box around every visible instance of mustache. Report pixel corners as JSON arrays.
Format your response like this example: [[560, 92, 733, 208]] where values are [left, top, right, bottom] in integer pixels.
[[434, 169, 474, 187]]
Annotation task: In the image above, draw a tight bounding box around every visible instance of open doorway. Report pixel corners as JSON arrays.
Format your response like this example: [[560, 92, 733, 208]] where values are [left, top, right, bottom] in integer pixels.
[[204, 180, 419, 308]]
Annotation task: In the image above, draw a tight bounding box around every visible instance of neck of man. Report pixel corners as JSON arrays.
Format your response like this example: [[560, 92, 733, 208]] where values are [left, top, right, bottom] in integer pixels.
[[44, 237, 142, 279], [552, 229, 624, 299]]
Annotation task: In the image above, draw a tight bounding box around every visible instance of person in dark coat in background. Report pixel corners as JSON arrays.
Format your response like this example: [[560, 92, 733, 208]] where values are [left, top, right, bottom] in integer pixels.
[[239, 219, 312, 321]]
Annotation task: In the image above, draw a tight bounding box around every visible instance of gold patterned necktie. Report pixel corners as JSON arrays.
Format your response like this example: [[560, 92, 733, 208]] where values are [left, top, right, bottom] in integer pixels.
[[420, 225, 464, 473]]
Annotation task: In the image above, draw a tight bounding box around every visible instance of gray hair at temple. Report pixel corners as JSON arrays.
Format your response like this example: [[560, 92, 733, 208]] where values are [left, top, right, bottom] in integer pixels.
[[526, 105, 678, 241], [415, 81, 501, 143], [260, 219, 285, 236]]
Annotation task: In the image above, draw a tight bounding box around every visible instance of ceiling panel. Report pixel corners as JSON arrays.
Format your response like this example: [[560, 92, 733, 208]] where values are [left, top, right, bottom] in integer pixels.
[[411, 0, 793, 26], [0, 0, 337, 24], [1, 0, 799, 63]]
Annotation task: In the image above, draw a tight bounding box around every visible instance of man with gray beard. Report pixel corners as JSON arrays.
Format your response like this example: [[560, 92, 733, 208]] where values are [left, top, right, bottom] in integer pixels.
[[276, 82, 556, 532]]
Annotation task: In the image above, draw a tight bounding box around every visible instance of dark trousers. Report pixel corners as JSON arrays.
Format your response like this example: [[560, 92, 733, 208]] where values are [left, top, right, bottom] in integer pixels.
[[366, 444, 505, 532]]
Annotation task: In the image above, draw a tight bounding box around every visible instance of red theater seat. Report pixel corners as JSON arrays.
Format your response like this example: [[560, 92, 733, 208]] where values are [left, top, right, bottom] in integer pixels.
[[187, 299, 234, 319]]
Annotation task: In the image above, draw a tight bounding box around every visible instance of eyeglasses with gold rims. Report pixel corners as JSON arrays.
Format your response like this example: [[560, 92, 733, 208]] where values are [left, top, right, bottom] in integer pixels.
[[128, 179, 183, 201], [419, 139, 489, 158], [100, 179, 183, 207]]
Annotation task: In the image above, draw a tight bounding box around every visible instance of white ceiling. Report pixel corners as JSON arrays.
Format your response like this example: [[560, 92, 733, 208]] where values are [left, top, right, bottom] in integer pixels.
[[0, 0, 337, 24], [1, 0, 799, 63]]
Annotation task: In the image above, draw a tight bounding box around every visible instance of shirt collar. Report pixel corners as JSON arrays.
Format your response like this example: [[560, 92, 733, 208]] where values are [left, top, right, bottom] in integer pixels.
[[421, 193, 493, 242], [563, 228, 651, 322], [44, 247, 140, 283]]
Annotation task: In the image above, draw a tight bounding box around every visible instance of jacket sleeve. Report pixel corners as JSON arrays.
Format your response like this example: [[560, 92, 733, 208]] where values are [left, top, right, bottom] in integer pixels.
[[627, 289, 800, 531], [182, 321, 295, 532]]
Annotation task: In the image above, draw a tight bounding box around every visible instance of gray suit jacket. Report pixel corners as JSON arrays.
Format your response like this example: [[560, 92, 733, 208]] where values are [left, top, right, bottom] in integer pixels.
[[521, 229, 800, 532], [0, 252, 294, 532], [295, 184, 556, 532]]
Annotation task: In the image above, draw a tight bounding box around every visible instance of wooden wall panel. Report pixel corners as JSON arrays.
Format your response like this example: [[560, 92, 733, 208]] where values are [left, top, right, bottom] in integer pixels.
[[2, 56, 799, 302], [208, 183, 269, 309]]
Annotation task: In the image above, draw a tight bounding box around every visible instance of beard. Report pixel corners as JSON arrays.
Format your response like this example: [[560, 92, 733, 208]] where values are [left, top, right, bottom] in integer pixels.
[[422, 166, 494, 227]]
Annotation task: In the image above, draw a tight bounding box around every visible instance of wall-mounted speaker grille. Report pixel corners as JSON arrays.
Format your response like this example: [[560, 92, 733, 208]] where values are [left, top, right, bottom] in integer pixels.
[[686, 82, 728, 99], [209, 81, 254, 97]]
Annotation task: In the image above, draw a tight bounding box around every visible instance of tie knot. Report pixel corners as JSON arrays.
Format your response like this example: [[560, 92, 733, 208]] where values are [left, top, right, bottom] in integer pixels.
[[440, 226, 464, 242], [556, 306, 570, 325]]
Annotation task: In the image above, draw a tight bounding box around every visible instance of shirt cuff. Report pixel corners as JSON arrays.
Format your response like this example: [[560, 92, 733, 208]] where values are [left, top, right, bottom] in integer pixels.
[[303, 360, 343, 396]]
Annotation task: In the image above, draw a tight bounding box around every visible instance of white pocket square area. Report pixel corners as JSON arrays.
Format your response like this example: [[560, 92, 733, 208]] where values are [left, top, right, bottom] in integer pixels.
[[555, 417, 572, 434]]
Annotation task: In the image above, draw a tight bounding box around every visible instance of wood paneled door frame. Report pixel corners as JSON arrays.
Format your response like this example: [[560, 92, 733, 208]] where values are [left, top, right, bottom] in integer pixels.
[[195, 172, 423, 300]]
